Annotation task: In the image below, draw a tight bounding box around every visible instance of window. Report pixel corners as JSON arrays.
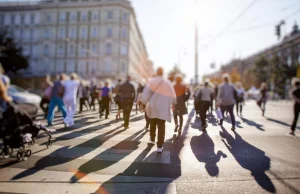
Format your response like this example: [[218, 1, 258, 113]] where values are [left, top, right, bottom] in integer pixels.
[[81, 12, 87, 21], [69, 44, 74, 56], [107, 10, 113, 19], [30, 13, 35, 24], [92, 11, 98, 21], [105, 60, 111, 72], [46, 12, 52, 22], [122, 12, 128, 21], [11, 14, 15, 24], [70, 12, 76, 22], [81, 27, 87, 38], [45, 28, 51, 38], [107, 27, 113, 38], [121, 28, 128, 39], [20, 29, 24, 39], [70, 27, 77, 39], [0, 15, 4, 25], [20, 14, 25, 25], [59, 12, 66, 22], [58, 44, 64, 56], [56, 61, 64, 73], [43, 45, 49, 56], [287, 56, 292, 67], [277, 51, 281, 57], [67, 61, 75, 73], [59, 27, 65, 38], [105, 43, 112, 55], [92, 44, 97, 54], [120, 45, 128, 56], [91, 26, 98, 38], [30, 29, 33, 40], [121, 62, 126, 73], [80, 44, 86, 56]]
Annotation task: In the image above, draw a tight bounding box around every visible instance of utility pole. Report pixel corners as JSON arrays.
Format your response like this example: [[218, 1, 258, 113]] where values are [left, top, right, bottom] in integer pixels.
[[194, 23, 198, 86]]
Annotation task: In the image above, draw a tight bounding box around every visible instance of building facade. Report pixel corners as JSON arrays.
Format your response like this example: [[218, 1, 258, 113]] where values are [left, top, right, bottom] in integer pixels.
[[0, 0, 153, 82]]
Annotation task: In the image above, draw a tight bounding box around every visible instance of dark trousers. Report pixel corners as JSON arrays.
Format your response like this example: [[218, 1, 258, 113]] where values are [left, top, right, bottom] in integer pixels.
[[145, 112, 150, 128], [79, 97, 89, 112], [123, 101, 133, 127], [98, 99, 102, 113], [40, 97, 50, 116], [236, 101, 243, 114], [174, 115, 183, 128], [291, 103, 300, 132], [200, 101, 210, 127], [100, 97, 110, 117], [150, 118, 166, 148], [220, 104, 235, 127], [90, 96, 96, 110]]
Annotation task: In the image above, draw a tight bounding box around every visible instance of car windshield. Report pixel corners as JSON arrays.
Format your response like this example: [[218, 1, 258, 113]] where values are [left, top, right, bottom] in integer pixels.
[[8, 85, 26, 93]]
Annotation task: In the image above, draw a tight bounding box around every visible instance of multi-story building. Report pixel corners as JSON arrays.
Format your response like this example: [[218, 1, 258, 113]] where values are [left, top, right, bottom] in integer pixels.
[[0, 0, 153, 83]]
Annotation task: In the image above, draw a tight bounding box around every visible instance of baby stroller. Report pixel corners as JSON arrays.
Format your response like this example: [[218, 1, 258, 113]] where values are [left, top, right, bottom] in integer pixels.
[[0, 102, 53, 161]]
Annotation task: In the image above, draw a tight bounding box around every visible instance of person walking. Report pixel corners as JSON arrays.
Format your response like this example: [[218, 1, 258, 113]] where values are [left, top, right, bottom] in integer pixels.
[[257, 82, 268, 116], [236, 82, 245, 116], [113, 79, 122, 121], [136, 83, 144, 114], [119, 76, 135, 129], [78, 82, 90, 113], [197, 81, 213, 131], [63, 73, 80, 127], [217, 74, 237, 131], [47, 74, 67, 126], [40, 75, 53, 118], [173, 75, 188, 133], [290, 78, 300, 135], [100, 81, 111, 119], [140, 67, 176, 153], [90, 81, 99, 111]]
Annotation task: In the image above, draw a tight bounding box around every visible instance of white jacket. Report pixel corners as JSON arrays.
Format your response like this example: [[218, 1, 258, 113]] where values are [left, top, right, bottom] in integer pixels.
[[141, 76, 176, 122]]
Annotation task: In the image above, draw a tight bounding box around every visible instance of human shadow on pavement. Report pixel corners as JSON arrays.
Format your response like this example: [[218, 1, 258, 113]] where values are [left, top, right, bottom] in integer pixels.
[[206, 114, 219, 126], [240, 117, 265, 131], [191, 133, 227, 176], [11, 125, 125, 180], [70, 129, 147, 183], [219, 127, 276, 193], [266, 117, 300, 130]]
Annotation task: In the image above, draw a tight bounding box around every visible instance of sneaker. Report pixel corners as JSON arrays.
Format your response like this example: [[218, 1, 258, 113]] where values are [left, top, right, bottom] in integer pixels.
[[290, 131, 295, 135], [144, 127, 149, 131], [231, 126, 236, 131], [149, 139, 155, 145], [157, 148, 163, 153]]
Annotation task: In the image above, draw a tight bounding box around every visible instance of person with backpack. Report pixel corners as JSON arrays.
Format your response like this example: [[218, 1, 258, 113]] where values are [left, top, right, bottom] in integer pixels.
[[173, 75, 189, 133], [197, 81, 213, 131], [47, 74, 67, 126], [290, 78, 300, 135], [217, 74, 237, 131]]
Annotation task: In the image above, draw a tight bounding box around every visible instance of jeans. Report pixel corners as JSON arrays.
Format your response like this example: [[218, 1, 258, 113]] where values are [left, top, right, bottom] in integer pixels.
[[236, 101, 243, 114], [47, 96, 67, 125], [122, 101, 133, 127], [220, 104, 235, 127], [63, 98, 76, 126], [291, 103, 300, 132], [150, 118, 166, 148], [90, 96, 96, 110], [200, 101, 210, 127], [100, 96, 110, 117]]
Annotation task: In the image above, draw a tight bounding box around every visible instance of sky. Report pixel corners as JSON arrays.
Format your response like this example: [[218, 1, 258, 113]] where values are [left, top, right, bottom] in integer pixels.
[[131, 0, 300, 83], [1, 0, 300, 83]]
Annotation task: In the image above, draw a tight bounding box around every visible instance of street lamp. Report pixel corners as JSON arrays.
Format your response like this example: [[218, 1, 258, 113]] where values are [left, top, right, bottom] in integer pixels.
[[177, 47, 187, 69]]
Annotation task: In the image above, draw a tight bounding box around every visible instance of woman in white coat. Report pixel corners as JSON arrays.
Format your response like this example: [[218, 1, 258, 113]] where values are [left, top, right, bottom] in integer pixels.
[[140, 67, 176, 153]]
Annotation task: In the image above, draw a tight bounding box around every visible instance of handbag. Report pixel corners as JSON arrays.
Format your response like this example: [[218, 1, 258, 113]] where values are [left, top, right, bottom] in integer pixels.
[[216, 108, 223, 119]]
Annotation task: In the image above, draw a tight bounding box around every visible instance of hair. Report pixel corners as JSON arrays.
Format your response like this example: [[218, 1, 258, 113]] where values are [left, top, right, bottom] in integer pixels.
[[204, 82, 209, 87], [175, 74, 183, 84], [291, 77, 300, 87], [127, 76, 131, 81], [60, 73, 66, 81], [118, 79, 121, 82], [222, 73, 230, 83], [260, 82, 267, 89], [156, 67, 164, 76], [70, 73, 78, 80]]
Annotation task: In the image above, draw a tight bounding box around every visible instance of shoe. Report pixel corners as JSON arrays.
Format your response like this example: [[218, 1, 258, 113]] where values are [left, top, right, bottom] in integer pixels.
[[178, 127, 182, 133], [144, 127, 149, 131], [63, 122, 69, 128], [124, 126, 129, 129], [149, 139, 155, 145], [116, 115, 118, 121], [47, 123, 53, 127], [231, 126, 236, 131], [174, 125, 178, 132], [290, 131, 295, 135], [157, 148, 163, 153]]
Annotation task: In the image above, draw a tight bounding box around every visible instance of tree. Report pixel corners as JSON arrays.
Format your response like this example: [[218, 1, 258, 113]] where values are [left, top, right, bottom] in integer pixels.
[[0, 30, 28, 73], [252, 56, 269, 86]]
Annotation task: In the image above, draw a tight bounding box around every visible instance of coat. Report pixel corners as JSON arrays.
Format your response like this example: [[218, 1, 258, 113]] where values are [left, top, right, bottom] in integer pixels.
[[174, 83, 188, 116], [141, 76, 176, 122]]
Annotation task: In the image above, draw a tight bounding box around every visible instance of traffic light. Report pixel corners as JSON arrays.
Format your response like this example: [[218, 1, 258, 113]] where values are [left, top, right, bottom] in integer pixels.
[[275, 25, 281, 39]]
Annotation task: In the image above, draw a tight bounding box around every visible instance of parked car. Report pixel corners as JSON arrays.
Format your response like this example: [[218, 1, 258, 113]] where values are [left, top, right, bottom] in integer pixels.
[[8, 85, 42, 105]]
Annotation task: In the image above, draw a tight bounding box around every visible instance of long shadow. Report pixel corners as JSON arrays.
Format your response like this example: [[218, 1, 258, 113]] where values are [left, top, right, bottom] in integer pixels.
[[219, 127, 276, 193], [206, 114, 219, 126], [241, 117, 265, 131], [191, 133, 227, 177], [11, 125, 125, 180], [266, 117, 300, 130], [70, 129, 147, 183], [91, 109, 195, 193]]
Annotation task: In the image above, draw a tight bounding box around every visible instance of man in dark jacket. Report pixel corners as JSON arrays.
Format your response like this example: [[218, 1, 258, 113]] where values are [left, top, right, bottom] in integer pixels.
[[119, 76, 135, 129]]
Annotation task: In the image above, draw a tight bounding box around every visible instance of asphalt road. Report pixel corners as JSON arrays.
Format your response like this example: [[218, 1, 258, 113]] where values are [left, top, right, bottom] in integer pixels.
[[0, 100, 299, 194]]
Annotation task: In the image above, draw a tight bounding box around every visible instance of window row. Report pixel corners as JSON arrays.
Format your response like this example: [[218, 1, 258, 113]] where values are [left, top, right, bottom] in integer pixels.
[[0, 13, 39, 25]]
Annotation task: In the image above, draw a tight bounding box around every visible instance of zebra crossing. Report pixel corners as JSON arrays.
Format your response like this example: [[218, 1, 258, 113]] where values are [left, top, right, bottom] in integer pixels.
[[0, 109, 185, 194]]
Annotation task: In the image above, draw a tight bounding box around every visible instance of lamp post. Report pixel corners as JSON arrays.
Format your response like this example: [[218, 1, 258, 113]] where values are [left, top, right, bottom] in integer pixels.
[[194, 0, 199, 86]]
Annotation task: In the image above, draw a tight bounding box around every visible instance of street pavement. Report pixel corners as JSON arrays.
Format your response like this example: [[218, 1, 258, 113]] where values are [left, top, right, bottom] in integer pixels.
[[0, 100, 300, 194]]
